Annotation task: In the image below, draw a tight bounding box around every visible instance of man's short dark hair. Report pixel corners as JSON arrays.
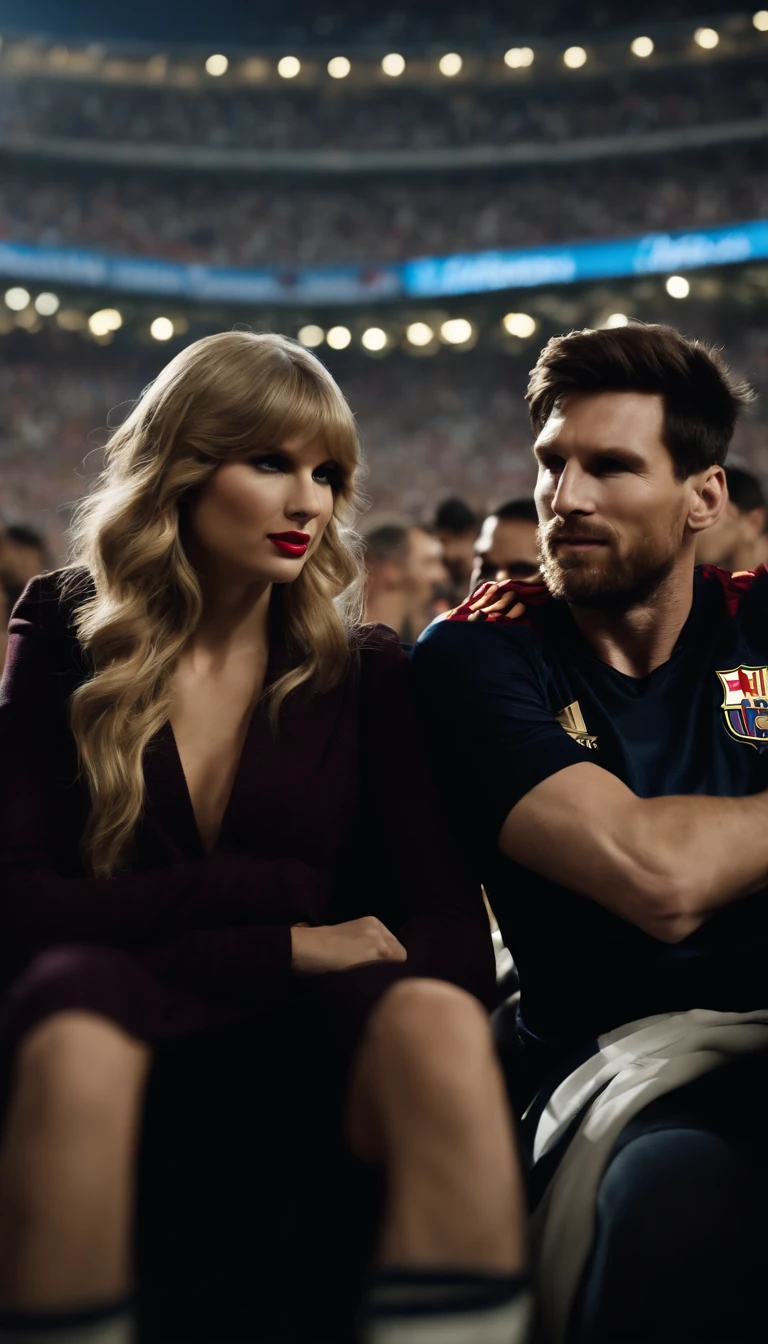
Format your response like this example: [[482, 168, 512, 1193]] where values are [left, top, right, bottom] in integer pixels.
[[494, 497, 538, 525], [4, 523, 46, 550], [526, 323, 754, 480], [724, 464, 766, 516], [363, 524, 410, 566], [434, 498, 478, 536]]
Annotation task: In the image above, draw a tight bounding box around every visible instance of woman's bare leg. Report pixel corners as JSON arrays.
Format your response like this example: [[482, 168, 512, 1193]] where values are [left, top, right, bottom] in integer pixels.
[[347, 979, 525, 1273], [0, 1011, 150, 1310]]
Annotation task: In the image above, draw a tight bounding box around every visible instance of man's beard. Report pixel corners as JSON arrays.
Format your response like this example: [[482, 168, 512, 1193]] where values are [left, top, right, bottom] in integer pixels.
[[538, 522, 679, 612]]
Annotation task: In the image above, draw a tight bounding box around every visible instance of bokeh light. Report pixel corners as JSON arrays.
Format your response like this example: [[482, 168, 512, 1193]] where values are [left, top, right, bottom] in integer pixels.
[[150, 316, 174, 340]]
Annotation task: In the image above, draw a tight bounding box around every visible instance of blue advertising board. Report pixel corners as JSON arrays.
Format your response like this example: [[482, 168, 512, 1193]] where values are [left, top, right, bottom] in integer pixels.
[[0, 220, 765, 305]]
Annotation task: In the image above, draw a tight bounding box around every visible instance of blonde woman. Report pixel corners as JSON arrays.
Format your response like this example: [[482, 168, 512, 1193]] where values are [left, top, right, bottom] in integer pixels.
[[0, 333, 529, 1344]]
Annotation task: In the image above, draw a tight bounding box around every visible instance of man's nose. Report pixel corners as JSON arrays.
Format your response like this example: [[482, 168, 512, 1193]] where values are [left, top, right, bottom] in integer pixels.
[[551, 464, 594, 518]]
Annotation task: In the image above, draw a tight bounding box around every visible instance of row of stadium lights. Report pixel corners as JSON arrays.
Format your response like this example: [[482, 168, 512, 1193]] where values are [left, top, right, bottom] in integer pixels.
[[299, 279, 693, 351], [3, 288, 177, 340], [201, 17, 768, 80], [2, 276, 694, 347]]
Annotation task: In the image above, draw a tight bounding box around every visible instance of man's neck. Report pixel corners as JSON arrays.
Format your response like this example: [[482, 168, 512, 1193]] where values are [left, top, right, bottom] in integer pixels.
[[365, 590, 408, 639], [569, 565, 695, 679]]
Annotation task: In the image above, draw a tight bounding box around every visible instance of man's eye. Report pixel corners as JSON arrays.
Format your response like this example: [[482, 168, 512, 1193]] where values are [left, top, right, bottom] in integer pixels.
[[595, 458, 628, 474], [541, 456, 564, 473]]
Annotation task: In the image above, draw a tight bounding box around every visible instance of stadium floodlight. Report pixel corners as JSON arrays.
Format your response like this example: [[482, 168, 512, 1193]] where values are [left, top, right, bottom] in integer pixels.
[[438, 53, 463, 77], [277, 56, 301, 79], [34, 292, 60, 316], [362, 327, 387, 352], [694, 28, 719, 49], [563, 46, 588, 68], [753, 10, 768, 30], [298, 324, 324, 348], [327, 325, 351, 350], [205, 54, 229, 77], [440, 318, 473, 345], [327, 56, 351, 79], [4, 287, 30, 311], [604, 313, 629, 328], [504, 47, 534, 69], [89, 308, 123, 336], [382, 53, 405, 76], [406, 322, 434, 347], [630, 36, 654, 58], [150, 316, 174, 341], [503, 312, 536, 338], [666, 276, 690, 299]]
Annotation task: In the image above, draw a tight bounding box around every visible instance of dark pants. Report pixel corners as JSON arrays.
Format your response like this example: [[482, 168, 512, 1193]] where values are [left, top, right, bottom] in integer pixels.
[[136, 1015, 382, 1344], [567, 1051, 768, 1344]]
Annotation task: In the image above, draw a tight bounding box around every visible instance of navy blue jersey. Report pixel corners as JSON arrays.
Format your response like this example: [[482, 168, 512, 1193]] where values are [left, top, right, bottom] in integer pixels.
[[413, 566, 768, 1054]]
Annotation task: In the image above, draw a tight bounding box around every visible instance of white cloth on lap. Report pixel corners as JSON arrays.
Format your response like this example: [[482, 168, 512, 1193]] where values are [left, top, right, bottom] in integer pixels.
[[527, 1007, 768, 1344]]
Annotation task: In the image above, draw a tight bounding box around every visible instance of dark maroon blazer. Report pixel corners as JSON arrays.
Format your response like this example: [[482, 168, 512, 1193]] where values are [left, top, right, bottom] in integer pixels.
[[0, 571, 494, 1059]]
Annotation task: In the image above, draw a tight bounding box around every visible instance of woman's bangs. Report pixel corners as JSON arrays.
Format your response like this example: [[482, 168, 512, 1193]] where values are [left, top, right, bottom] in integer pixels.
[[262, 364, 359, 487]]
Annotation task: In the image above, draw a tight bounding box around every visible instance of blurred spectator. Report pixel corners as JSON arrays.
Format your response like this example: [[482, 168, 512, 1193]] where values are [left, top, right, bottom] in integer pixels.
[[433, 497, 479, 600], [470, 497, 541, 590], [695, 464, 768, 573], [363, 522, 448, 643], [0, 522, 49, 607]]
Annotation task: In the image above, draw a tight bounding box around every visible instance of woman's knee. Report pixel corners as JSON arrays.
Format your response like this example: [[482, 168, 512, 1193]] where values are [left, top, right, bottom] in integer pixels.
[[365, 979, 490, 1067], [355, 980, 496, 1115], [10, 1011, 150, 1135]]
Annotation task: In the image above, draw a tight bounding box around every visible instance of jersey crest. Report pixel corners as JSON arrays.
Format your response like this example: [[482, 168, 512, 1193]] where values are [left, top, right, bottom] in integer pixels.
[[556, 700, 598, 750], [716, 665, 768, 751]]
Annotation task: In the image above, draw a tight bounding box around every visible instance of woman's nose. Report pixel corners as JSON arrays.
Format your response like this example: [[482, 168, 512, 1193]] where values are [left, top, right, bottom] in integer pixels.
[[286, 476, 322, 521]]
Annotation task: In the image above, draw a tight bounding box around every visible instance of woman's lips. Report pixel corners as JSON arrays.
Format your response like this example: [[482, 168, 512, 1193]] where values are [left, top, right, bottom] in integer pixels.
[[268, 531, 310, 557]]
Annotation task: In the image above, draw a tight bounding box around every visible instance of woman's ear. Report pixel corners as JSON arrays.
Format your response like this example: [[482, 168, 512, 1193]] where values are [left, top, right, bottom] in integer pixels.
[[688, 466, 727, 536]]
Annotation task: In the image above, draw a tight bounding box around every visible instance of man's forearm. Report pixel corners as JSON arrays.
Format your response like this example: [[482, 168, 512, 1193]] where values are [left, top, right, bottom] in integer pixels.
[[627, 788, 768, 927], [500, 764, 768, 943]]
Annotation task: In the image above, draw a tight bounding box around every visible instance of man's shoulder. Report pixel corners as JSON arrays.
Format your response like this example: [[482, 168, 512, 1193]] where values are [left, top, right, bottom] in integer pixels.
[[699, 562, 768, 616], [414, 582, 556, 678]]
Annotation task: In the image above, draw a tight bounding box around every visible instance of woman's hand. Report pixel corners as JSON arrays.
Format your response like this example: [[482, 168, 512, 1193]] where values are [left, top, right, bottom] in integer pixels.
[[466, 582, 527, 623], [290, 917, 407, 975]]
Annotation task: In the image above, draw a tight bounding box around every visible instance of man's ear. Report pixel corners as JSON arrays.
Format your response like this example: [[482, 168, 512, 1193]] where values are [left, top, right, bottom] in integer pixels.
[[688, 466, 727, 536], [743, 506, 767, 542]]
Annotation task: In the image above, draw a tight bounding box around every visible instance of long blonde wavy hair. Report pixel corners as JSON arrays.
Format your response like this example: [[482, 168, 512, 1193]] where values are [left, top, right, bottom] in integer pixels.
[[65, 330, 364, 878]]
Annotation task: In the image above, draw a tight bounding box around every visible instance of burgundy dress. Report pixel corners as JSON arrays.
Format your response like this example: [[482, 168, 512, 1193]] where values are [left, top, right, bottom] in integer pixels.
[[0, 571, 495, 1341]]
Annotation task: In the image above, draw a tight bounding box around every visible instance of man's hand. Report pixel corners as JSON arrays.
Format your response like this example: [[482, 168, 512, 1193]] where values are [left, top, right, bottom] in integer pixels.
[[466, 582, 527, 623], [290, 917, 407, 975]]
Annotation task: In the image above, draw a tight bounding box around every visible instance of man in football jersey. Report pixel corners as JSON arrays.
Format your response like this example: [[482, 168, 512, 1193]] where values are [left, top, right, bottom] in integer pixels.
[[413, 324, 768, 1344]]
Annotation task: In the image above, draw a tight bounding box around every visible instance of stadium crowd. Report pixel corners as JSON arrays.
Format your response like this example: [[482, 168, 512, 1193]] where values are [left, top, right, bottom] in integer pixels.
[[0, 60, 763, 155], [0, 147, 766, 267]]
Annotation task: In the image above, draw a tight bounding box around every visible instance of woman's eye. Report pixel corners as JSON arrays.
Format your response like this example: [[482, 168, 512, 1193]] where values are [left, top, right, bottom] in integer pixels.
[[249, 455, 285, 473], [313, 463, 340, 487]]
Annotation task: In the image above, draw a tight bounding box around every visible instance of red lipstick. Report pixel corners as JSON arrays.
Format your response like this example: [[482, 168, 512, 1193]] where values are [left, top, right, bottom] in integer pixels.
[[267, 530, 311, 557]]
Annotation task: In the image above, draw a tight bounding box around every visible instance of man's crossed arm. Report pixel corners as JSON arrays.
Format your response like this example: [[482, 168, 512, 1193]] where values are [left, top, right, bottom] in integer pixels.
[[501, 762, 768, 944]]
